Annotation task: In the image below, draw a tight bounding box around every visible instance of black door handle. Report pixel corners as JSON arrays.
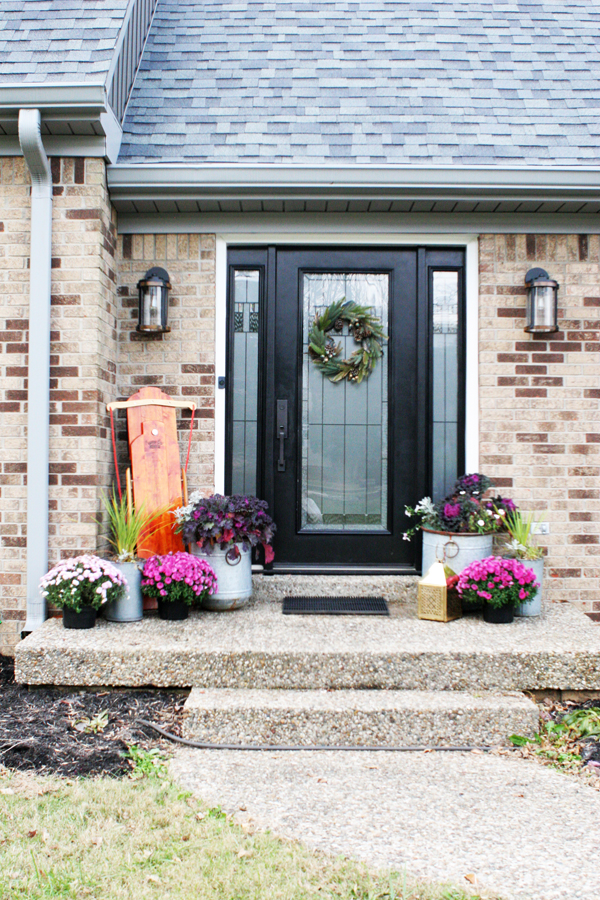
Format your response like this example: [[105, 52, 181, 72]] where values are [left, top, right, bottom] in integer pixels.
[[278, 425, 286, 472], [276, 400, 288, 473]]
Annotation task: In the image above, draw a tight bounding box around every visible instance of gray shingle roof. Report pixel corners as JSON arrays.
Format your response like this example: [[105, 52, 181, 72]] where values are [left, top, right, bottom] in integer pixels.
[[119, 0, 600, 165], [0, 0, 130, 83]]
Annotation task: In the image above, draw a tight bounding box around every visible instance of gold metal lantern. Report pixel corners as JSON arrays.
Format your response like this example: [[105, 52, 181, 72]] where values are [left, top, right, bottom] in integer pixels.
[[417, 561, 462, 622]]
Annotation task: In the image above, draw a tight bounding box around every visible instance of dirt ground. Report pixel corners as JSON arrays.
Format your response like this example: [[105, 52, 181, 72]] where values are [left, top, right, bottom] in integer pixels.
[[0, 656, 186, 777]]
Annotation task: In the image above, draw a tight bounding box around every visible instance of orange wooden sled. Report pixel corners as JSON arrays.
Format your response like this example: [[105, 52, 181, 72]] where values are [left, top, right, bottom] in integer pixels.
[[107, 387, 196, 598]]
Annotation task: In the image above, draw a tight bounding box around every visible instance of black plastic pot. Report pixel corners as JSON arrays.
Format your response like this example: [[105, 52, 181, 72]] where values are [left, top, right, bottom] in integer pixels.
[[483, 604, 515, 624], [63, 605, 97, 629], [157, 598, 189, 621]]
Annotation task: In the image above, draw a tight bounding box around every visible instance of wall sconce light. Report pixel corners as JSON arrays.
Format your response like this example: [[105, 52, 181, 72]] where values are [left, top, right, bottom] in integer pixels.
[[525, 268, 559, 334], [137, 267, 171, 333]]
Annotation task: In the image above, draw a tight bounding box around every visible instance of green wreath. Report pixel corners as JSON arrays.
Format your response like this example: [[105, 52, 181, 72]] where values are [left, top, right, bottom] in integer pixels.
[[308, 298, 388, 384]]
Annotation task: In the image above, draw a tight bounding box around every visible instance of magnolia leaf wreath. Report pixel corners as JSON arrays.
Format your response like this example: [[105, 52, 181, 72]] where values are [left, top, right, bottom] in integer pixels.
[[308, 297, 388, 384]]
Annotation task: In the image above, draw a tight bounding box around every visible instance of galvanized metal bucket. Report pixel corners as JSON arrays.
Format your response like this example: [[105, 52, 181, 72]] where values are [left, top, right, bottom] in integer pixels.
[[515, 556, 544, 617], [421, 529, 494, 576], [103, 561, 143, 622], [191, 543, 252, 611]]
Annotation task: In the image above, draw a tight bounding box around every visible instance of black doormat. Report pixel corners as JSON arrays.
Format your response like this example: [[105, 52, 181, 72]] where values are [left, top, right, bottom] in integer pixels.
[[282, 596, 389, 616]]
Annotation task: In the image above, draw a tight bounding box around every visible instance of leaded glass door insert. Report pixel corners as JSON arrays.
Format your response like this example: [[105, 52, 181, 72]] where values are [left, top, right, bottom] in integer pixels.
[[301, 273, 389, 531]]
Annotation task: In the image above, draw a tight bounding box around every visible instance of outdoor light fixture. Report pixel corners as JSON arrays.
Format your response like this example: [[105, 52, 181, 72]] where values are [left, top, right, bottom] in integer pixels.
[[524, 268, 559, 333], [137, 267, 171, 333]]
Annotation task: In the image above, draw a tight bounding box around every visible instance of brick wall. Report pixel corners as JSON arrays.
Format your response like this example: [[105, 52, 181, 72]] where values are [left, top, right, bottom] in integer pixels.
[[0, 157, 117, 653], [480, 234, 600, 612], [115, 233, 216, 496]]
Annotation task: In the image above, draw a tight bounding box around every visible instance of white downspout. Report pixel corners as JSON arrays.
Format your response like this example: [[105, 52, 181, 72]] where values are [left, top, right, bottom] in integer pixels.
[[19, 109, 52, 634]]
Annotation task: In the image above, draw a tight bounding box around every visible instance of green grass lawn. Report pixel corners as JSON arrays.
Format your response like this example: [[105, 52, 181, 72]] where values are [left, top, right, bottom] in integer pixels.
[[0, 762, 490, 900]]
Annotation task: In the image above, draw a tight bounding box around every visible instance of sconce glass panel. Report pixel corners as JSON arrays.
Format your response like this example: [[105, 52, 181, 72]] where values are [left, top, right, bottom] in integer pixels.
[[525, 283, 558, 333]]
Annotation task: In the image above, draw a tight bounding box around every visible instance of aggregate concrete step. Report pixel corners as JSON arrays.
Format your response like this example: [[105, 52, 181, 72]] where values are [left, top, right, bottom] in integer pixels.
[[181, 688, 539, 748], [15, 599, 600, 692]]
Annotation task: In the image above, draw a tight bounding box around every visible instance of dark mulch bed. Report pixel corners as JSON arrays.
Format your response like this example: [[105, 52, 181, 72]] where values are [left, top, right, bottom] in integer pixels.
[[0, 656, 187, 778]]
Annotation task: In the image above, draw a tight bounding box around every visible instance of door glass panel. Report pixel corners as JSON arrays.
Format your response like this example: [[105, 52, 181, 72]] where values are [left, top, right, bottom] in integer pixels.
[[231, 269, 260, 495], [301, 272, 389, 531], [432, 270, 459, 501]]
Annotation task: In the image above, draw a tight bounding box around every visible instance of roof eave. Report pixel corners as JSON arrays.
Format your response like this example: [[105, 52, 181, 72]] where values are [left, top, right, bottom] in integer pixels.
[[107, 163, 600, 201]]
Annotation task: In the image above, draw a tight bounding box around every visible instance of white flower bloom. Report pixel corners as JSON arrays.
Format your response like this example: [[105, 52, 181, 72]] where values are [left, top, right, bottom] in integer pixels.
[[477, 519, 485, 527]]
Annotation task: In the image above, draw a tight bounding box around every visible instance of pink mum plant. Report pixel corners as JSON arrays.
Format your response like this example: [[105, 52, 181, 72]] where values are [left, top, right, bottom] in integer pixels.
[[141, 552, 218, 606], [457, 556, 539, 609]]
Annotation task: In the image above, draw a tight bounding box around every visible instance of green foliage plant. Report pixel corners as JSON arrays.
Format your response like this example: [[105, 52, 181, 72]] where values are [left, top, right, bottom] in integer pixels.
[[100, 489, 169, 563]]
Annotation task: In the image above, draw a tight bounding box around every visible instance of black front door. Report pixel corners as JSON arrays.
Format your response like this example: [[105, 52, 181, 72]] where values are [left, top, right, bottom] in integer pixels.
[[226, 245, 465, 574]]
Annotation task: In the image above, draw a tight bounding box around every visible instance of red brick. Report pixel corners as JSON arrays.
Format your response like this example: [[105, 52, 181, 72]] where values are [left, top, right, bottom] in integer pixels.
[[51, 295, 81, 306], [569, 534, 599, 544], [516, 433, 548, 442], [6, 343, 28, 354], [497, 353, 528, 363], [584, 297, 600, 307], [550, 568, 581, 578], [584, 389, 600, 398], [533, 444, 564, 453], [61, 474, 99, 486], [586, 433, 600, 442], [0, 402, 21, 412], [515, 341, 542, 352], [570, 512, 593, 521], [532, 377, 563, 386], [61, 426, 98, 437], [497, 307, 527, 317], [65, 208, 101, 219], [50, 367, 79, 378], [3, 463, 26, 473], [531, 353, 564, 363], [515, 388, 547, 397], [569, 489, 599, 499], [516, 365, 547, 375], [181, 364, 215, 374], [498, 376, 529, 386], [550, 342, 581, 351]]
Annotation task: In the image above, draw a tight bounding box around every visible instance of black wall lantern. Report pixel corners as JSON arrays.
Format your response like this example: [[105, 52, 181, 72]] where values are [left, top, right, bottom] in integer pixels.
[[525, 268, 559, 334], [137, 267, 171, 333]]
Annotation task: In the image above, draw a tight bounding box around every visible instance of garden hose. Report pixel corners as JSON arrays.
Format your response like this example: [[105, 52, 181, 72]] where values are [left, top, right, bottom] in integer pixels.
[[137, 719, 492, 753]]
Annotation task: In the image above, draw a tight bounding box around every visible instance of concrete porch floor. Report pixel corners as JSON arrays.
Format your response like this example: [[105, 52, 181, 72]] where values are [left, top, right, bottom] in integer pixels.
[[15, 575, 600, 692]]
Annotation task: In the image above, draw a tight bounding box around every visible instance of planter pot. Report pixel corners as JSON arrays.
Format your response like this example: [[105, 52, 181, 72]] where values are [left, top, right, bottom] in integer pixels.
[[103, 562, 142, 622], [63, 605, 96, 629], [191, 543, 252, 611], [157, 597, 189, 621], [483, 604, 515, 624], [422, 529, 494, 576], [515, 556, 544, 617]]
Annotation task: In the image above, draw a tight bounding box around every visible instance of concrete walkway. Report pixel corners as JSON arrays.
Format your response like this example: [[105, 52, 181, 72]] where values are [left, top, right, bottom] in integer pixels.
[[172, 747, 600, 900]]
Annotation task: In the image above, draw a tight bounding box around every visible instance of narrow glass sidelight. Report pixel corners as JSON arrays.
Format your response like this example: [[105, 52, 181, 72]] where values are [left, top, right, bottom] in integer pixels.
[[431, 270, 459, 501], [231, 269, 260, 494], [301, 272, 389, 532]]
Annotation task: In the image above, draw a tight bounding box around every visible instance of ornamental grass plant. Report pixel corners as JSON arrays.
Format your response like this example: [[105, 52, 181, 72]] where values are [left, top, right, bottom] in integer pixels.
[[173, 493, 276, 563], [457, 556, 539, 610], [99, 489, 170, 563], [39, 555, 127, 612], [141, 552, 218, 606], [503, 509, 545, 560]]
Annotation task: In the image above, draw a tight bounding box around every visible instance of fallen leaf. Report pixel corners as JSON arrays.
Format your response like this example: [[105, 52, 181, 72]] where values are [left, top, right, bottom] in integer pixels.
[[464, 874, 477, 884], [238, 804, 247, 811], [195, 812, 205, 821], [317, 777, 327, 783], [27, 831, 37, 839], [147, 874, 160, 884]]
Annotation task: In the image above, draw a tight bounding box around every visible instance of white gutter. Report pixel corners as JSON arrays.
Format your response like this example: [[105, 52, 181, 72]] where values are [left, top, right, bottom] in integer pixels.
[[19, 109, 52, 634], [107, 163, 600, 201]]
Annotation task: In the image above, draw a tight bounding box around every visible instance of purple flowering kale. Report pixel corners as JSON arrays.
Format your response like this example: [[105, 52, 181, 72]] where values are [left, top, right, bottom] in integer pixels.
[[174, 493, 276, 562]]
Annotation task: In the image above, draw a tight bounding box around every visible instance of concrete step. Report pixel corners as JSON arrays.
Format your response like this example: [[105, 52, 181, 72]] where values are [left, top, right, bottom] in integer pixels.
[[15, 601, 600, 692], [181, 688, 538, 748]]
